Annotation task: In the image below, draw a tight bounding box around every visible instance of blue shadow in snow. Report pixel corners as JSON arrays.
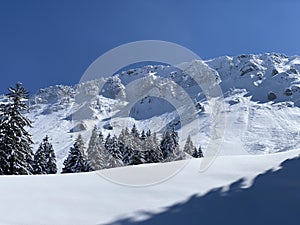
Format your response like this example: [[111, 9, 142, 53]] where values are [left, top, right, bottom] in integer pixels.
[[108, 155, 300, 225]]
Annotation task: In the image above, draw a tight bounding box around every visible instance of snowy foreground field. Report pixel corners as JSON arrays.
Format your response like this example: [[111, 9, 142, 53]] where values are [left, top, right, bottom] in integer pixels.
[[0, 149, 299, 225]]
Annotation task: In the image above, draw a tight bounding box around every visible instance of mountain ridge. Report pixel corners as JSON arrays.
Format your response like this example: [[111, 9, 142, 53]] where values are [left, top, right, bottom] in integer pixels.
[[2, 52, 300, 170]]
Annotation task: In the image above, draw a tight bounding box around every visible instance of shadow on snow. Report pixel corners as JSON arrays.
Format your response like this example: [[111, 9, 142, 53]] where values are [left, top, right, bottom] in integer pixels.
[[107, 155, 300, 225]]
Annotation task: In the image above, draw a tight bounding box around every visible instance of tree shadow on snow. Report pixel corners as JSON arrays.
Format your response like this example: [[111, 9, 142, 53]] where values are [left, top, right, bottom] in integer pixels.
[[107, 155, 300, 225]]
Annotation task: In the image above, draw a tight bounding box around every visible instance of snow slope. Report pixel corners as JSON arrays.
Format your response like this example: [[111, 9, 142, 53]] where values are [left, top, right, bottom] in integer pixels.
[[0, 149, 299, 225]]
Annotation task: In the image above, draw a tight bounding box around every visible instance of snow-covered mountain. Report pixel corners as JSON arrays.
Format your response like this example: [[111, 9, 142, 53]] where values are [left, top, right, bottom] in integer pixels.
[[3, 52, 300, 171]]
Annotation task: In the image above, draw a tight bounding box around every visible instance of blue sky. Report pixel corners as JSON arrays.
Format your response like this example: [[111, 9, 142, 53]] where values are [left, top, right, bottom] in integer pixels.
[[1, 0, 300, 94]]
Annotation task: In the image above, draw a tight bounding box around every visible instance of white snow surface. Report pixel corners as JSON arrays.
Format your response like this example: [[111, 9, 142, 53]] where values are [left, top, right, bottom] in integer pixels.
[[0, 149, 299, 225]]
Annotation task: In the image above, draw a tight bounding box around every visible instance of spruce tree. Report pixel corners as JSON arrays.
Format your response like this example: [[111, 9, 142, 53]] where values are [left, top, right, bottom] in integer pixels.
[[0, 82, 34, 175], [34, 136, 57, 174], [140, 130, 146, 140], [122, 145, 134, 165], [130, 149, 143, 165], [86, 126, 102, 170], [62, 135, 89, 173], [119, 128, 134, 165], [198, 146, 204, 158], [131, 124, 139, 138], [192, 146, 204, 158], [105, 133, 112, 151], [111, 135, 122, 161], [160, 129, 179, 162], [138, 130, 148, 163], [44, 136, 57, 174], [130, 124, 142, 155], [97, 131, 111, 169], [146, 129, 151, 137], [97, 131, 113, 170], [171, 129, 182, 160], [149, 132, 163, 163], [104, 133, 123, 168], [183, 135, 195, 157], [33, 141, 47, 174]]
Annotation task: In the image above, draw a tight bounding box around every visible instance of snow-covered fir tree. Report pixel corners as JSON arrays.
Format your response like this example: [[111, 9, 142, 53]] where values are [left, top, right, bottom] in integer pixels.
[[33, 141, 47, 174], [33, 136, 57, 174], [111, 135, 123, 162], [131, 124, 139, 138], [146, 129, 151, 137], [140, 130, 146, 141], [122, 146, 133, 165], [160, 129, 180, 162], [105, 133, 112, 150], [192, 146, 204, 158], [44, 136, 58, 174], [130, 149, 143, 165], [138, 130, 148, 163], [148, 132, 163, 163], [183, 135, 196, 157], [86, 126, 102, 170], [171, 129, 183, 160], [0, 82, 34, 175], [97, 131, 112, 169], [131, 124, 142, 153], [104, 133, 123, 168], [119, 128, 133, 165], [62, 134, 89, 173], [140, 130, 159, 163]]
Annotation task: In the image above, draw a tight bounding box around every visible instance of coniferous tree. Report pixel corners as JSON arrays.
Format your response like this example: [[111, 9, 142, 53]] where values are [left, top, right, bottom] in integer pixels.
[[198, 146, 204, 158], [142, 130, 156, 163], [183, 135, 195, 157], [122, 145, 134, 165], [130, 124, 142, 154], [160, 129, 179, 162], [131, 124, 139, 138], [130, 149, 143, 165], [104, 133, 123, 168], [62, 135, 89, 173], [192, 146, 204, 158], [119, 128, 133, 165], [149, 132, 163, 163], [146, 129, 151, 137], [171, 129, 183, 160], [0, 82, 34, 175], [140, 130, 146, 141], [111, 135, 123, 163], [105, 133, 112, 150], [44, 136, 57, 174], [86, 126, 102, 170], [34, 136, 57, 174], [138, 130, 148, 163], [97, 130, 111, 169], [33, 142, 47, 174], [99, 131, 104, 142]]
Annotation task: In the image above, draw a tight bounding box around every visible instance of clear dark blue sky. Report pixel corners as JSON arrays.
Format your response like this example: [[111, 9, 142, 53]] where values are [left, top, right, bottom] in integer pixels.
[[1, 0, 300, 94]]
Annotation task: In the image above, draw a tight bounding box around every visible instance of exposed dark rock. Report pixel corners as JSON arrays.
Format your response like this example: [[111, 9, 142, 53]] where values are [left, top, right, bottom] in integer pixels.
[[272, 69, 279, 76], [267, 92, 277, 101], [284, 88, 293, 96]]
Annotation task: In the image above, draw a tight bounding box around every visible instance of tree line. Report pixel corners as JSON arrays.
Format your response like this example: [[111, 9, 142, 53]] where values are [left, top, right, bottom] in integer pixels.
[[62, 125, 203, 173], [0, 83, 203, 175]]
